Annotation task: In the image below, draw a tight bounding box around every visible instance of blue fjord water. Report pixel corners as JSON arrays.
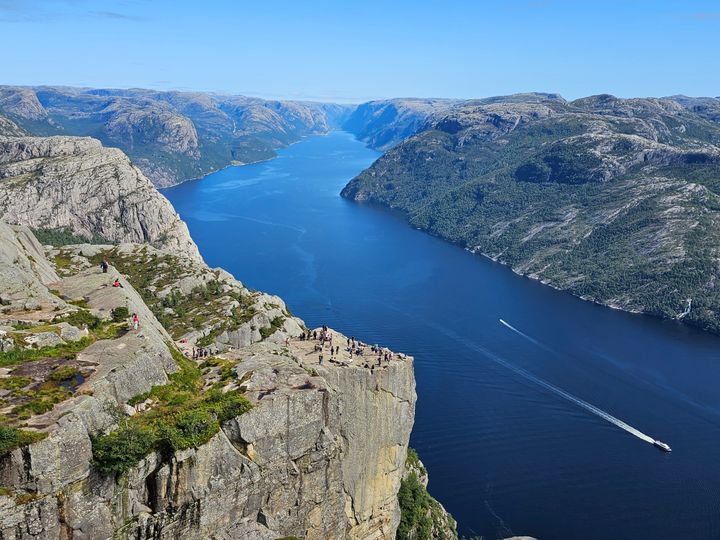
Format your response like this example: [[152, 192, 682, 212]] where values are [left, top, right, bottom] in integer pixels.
[[164, 131, 720, 540]]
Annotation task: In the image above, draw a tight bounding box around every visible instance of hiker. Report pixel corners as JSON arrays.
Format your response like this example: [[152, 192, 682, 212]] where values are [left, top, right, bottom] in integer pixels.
[[113, 278, 123, 288], [100, 259, 109, 273], [192, 348, 197, 359], [313, 330, 317, 340], [132, 313, 139, 331], [319, 353, 324, 366]]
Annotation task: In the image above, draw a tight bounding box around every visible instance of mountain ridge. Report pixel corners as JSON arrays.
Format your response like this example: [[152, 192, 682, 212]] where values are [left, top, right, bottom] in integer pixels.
[[342, 93, 720, 334]]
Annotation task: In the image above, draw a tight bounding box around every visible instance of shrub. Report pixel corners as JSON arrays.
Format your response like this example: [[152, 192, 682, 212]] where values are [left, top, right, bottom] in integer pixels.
[[65, 309, 100, 330], [111, 306, 129, 323], [0, 426, 46, 456], [92, 424, 158, 475]]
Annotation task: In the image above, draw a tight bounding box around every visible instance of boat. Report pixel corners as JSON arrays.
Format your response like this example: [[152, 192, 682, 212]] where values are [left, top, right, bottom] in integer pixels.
[[653, 440, 672, 452]]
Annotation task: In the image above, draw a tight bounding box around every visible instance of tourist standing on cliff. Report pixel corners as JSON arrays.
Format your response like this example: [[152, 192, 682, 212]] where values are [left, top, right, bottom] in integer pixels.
[[132, 313, 139, 331], [100, 259, 109, 273]]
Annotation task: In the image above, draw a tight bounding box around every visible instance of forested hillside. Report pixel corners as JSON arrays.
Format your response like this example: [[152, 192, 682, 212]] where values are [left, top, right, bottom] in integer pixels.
[[343, 93, 720, 333]]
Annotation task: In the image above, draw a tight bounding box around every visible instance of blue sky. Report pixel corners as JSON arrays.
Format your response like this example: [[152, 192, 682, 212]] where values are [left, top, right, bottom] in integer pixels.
[[0, 0, 718, 102]]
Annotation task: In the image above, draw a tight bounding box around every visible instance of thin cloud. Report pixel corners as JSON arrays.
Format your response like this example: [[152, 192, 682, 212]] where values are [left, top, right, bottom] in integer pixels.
[[92, 10, 145, 21], [0, 0, 148, 22]]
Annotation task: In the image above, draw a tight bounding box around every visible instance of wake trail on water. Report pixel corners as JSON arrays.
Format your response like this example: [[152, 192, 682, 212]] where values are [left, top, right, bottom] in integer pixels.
[[497, 319, 656, 445], [499, 319, 542, 346], [375, 301, 659, 446]]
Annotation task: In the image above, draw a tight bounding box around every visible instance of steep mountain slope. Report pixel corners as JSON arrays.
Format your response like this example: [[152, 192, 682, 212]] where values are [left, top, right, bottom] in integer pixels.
[[0, 86, 352, 187], [0, 115, 26, 137], [0, 223, 416, 538], [0, 135, 200, 259], [343, 94, 720, 333]]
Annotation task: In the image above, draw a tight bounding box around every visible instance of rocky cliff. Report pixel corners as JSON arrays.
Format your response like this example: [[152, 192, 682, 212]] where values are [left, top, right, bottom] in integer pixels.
[[0, 135, 200, 260], [0, 86, 352, 187], [0, 223, 416, 539], [343, 93, 720, 334]]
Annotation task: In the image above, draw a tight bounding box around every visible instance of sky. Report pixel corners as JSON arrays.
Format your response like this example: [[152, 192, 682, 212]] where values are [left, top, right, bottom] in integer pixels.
[[0, 0, 718, 103]]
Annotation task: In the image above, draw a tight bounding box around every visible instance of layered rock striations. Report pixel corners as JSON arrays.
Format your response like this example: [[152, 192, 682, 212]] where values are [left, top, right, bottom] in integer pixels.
[[0, 135, 201, 260], [0, 222, 416, 539], [342, 93, 720, 333]]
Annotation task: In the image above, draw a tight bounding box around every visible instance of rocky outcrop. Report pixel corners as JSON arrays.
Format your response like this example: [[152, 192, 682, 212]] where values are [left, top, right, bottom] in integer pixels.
[[0, 224, 416, 539], [0, 86, 353, 187], [0, 136, 201, 260]]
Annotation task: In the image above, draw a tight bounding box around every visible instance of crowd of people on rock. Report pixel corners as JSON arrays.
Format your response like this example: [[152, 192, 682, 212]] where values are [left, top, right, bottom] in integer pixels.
[[297, 325, 398, 369], [191, 346, 217, 359]]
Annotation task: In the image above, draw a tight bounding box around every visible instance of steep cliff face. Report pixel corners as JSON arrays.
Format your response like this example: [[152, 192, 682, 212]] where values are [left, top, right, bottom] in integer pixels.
[[0, 86, 353, 187], [0, 136, 200, 260], [343, 93, 720, 334], [0, 224, 416, 539]]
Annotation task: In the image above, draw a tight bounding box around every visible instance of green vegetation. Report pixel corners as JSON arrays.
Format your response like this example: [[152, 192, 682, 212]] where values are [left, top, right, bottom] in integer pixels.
[[0, 336, 92, 368], [86, 247, 259, 341], [92, 346, 252, 475], [406, 447, 427, 477], [0, 426, 46, 456], [398, 472, 457, 540], [111, 306, 129, 322], [32, 227, 106, 247], [397, 449, 458, 540], [48, 366, 79, 382], [344, 97, 720, 334], [260, 316, 285, 339]]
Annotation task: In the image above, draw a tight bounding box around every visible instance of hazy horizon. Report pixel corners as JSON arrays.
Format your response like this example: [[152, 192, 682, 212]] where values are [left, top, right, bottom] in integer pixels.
[[1, 0, 718, 102]]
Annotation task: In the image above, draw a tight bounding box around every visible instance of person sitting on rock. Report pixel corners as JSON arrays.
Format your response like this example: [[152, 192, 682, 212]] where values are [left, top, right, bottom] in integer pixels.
[[113, 278, 123, 288]]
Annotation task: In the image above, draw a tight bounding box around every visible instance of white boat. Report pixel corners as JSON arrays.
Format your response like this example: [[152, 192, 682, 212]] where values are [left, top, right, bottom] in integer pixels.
[[653, 440, 672, 452]]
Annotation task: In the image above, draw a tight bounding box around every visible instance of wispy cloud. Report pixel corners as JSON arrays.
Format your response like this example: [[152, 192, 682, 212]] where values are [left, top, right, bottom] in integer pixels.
[[0, 0, 147, 22], [91, 10, 145, 21]]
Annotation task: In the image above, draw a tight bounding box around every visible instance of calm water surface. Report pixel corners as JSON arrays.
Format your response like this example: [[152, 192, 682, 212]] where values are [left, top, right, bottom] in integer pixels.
[[165, 131, 720, 540]]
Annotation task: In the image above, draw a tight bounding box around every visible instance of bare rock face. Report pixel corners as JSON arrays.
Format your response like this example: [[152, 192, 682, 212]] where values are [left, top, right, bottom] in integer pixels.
[[0, 115, 26, 138], [0, 87, 48, 122], [0, 224, 416, 539], [0, 136, 201, 260]]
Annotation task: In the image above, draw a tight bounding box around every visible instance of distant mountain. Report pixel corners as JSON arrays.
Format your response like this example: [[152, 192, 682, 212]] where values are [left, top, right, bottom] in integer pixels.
[[0, 86, 352, 187], [342, 93, 720, 333], [342, 98, 456, 150]]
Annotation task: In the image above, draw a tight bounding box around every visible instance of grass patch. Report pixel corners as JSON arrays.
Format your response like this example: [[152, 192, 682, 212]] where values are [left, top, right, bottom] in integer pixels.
[[0, 337, 92, 368], [92, 345, 251, 475], [0, 426, 47, 456]]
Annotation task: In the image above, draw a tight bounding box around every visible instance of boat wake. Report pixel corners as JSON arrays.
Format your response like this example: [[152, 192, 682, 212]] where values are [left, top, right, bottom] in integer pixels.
[[499, 318, 542, 347], [497, 319, 658, 447]]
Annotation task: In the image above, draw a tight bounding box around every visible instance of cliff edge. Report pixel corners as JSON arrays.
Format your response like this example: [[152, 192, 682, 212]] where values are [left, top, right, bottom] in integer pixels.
[[0, 223, 415, 539]]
